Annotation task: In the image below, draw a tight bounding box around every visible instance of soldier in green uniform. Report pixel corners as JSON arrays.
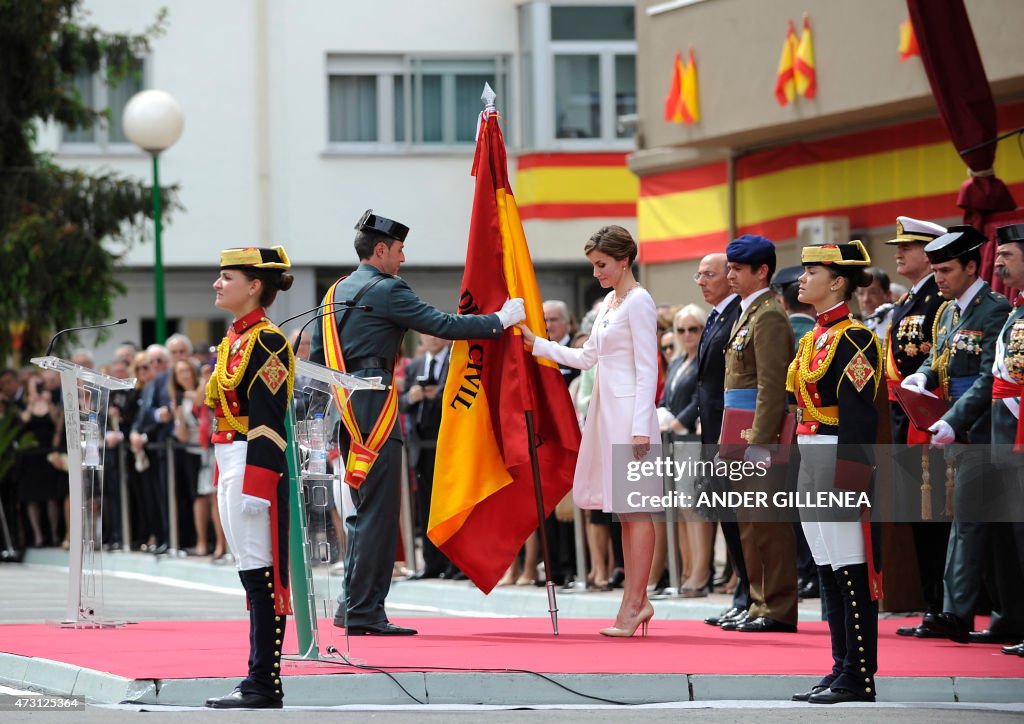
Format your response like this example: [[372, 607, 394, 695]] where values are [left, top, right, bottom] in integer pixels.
[[901, 225, 1012, 643], [309, 210, 525, 636]]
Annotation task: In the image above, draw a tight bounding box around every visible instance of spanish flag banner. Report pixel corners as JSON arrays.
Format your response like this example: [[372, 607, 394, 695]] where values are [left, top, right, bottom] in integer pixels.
[[794, 16, 817, 99], [429, 95, 581, 594], [775, 20, 797, 107], [899, 16, 920, 62], [664, 51, 685, 122]]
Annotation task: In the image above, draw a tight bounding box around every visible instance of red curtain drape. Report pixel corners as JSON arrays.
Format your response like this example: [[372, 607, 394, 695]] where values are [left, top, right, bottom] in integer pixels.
[[906, 0, 1017, 285]]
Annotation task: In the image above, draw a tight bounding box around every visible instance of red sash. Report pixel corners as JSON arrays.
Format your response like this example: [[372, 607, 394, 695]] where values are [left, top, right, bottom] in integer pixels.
[[991, 377, 1024, 452]]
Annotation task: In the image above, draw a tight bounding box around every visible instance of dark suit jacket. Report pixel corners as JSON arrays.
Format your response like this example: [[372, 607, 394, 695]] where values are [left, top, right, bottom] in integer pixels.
[[696, 295, 741, 444], [661, 355, 699, 432], [132, 370, 173, 442], [398, 351, 450, 467], [309, 264, 502, 442]]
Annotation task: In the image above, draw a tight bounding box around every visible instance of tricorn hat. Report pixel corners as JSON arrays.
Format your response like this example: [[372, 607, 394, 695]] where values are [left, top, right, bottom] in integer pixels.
[[924, 225, 987, 264], [219, 246, 291, 271], [355, 209, 409, 242], [996, 223, 1024, 246], [801, 240, 871, 267]]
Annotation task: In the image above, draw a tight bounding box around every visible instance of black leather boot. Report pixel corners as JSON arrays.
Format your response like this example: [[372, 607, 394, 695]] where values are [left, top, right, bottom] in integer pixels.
[[809, 563, 877, 704], [793, 565, 843, 701], [206, 567, 285, 709]]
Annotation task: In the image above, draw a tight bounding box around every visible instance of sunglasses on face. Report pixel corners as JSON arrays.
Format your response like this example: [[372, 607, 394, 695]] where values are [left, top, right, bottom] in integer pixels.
[[661, 344, 674, 352], [676, 326, 702, 334], [137, 364, 150, 371]]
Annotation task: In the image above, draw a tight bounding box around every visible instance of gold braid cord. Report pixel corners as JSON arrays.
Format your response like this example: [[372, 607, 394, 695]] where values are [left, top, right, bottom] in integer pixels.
[[931, 300, 954, 400], [205, 321, 272, 435], [792, 322, 849, 426], [246, 327, 296, 401]]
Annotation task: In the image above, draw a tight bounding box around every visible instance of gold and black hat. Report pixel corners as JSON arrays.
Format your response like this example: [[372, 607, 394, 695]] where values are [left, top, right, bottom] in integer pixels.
[[924, 225, 986, 264], [884, 216, 946, 245], [219, 246, 291, 271], [801, 240, 871, 267], [355, 209, 409, 242]]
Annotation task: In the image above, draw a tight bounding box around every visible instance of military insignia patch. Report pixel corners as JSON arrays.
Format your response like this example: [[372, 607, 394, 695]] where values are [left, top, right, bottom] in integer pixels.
[[258, 354, 289, 394], [845, 351, 874, 392]]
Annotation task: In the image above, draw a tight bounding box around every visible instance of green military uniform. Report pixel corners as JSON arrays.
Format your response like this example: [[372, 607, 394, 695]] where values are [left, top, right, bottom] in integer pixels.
[[310, 221, 504, 633]]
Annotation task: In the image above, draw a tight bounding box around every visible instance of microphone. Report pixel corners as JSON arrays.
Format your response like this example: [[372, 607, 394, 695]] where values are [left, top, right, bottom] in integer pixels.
[[864, 302, 894, 324], [45, 318, 128, 357], [296, 304, 372, 348], [277, 301, 365, 329]]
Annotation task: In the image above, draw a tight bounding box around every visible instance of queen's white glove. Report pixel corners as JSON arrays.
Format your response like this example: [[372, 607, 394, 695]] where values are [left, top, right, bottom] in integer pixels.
[[900, 372, 928, 393], [928, 419, 955, 447]]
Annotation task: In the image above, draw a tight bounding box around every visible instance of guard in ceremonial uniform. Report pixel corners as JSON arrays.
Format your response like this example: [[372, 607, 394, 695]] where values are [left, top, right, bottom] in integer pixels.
[[309, 210, 525, 636], [881, 216, 952, 639], [787, 241, 882, 705], [721, 235, 798, 634], [901, 225, 1013, 643], [205, 246, 295, 710], [989, 223, 1024, 654]]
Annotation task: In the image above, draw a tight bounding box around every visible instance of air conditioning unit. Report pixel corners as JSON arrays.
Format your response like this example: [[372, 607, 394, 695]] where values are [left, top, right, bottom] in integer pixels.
[[797, 216, 850, 246]]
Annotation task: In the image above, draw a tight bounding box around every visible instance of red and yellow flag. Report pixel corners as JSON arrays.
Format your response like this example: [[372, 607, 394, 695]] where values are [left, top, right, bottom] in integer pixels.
[[681, 48, 700, 124], [664, 52, 685, 122], [429, 103, 581, 594], [794, 16, 817, 99], [775, 20, 797, 107], [899, 16, 920, 62]]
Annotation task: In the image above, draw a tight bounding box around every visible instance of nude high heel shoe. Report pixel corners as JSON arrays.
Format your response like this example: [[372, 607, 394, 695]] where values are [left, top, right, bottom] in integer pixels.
[[599, 602, 654, 638]]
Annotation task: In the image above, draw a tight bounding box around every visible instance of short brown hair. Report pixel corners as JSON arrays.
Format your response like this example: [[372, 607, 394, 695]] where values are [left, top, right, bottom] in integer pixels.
[[584, 225, 637, 265]]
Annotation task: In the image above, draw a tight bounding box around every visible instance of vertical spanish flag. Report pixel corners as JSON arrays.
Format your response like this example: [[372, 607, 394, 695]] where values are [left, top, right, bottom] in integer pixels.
[[899, 16, 920, 61], [681, 48, 700, 124], [794, 16, 817, 99], [664, 52, 685, 122], [775, 20, 797, 107], [429, 97, 581, 594]]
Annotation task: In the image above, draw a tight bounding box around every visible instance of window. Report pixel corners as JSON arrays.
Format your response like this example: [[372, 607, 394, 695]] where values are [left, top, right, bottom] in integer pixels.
[[518, 3, 637, 148], [326, 55, 510, 149], [62, 58, 145, 148]]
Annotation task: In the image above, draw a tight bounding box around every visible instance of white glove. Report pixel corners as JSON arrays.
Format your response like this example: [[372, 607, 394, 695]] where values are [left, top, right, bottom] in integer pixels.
[[928, 419, 956, 447], [495, 298, 526, 329], [901, 372, 928, 393], [241, 494, 271, 516], [743, 445, 772, 467]]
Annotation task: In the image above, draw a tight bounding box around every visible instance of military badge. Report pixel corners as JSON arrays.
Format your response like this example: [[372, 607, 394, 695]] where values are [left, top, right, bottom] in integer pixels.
[[905, 342, 918, 357], [258, 354, 289, 394], [844, 351, 875, 392]]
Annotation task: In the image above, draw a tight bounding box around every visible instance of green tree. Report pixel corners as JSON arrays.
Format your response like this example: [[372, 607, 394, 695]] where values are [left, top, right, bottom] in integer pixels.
[[0, 0, 175, 363]]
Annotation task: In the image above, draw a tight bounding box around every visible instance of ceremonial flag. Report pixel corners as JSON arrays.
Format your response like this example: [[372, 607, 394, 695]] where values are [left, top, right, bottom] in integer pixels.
[[664, 52, 685, 122], [794, 16, 817, 99], [899, 16, 920, 62], [775, 20, 797, 107], [681, 48, 700, 124], [429, 90, 581, 594]]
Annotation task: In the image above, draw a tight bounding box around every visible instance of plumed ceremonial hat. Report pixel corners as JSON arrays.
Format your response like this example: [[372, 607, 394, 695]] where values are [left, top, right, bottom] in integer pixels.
[[355, 209, 409, 242], [884, 216, 946, 245], [219, 245, 291, 271], [924, 225, 987, 264]]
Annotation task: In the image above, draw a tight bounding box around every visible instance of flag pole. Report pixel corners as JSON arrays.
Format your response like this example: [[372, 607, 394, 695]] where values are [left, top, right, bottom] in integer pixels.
[[525, 409, 560, 636]]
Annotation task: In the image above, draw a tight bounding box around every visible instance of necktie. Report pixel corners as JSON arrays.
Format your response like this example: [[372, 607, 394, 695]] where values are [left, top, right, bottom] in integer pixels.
[[699, 308, 719, 357]]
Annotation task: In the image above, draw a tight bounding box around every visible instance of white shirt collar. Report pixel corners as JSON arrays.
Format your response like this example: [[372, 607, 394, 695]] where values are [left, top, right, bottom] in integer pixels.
[[556, 333, 571, 346], [910, 273, 934, 295], [740, 287, 771, 314], [713, 293, 738, 315], [955, 277, 985, 311]]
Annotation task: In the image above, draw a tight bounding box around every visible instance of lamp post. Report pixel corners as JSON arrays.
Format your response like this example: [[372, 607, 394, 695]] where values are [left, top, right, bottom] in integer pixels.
[[123, 90, 184, 344]]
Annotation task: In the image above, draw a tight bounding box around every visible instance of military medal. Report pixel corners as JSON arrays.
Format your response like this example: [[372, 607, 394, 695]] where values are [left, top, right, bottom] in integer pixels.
[[815, 334, 828, 351], [230, 338, 242, 356]]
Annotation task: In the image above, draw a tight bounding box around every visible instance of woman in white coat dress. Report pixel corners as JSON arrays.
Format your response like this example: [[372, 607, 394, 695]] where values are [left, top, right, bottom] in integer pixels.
[[518, 225, 660, 637]]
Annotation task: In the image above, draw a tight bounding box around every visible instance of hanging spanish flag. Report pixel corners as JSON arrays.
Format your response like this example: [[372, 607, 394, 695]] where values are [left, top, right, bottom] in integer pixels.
[[794, 16, 817, 99], [664, 52, 685, 122], [899, 16, 920, 62], [429, 92, 581, 594], [775, 20, 798, 106], [681, 47, 700, 124]]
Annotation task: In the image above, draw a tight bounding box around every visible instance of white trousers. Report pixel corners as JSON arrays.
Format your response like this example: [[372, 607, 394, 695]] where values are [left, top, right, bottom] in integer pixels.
[[797, 434, 866, 569], [215, 441, 272, 571]]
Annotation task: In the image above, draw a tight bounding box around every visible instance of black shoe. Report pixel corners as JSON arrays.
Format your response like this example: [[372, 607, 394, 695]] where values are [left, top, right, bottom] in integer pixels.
[[970, 629, 1022, 645], [152, 543, 169, 555], [720, 611, 750, 631], [798, 578, 820, 599], [792, 685, 829, 702], [735, 616, 798, 633], [608, 569, 625, 589], [808, 687, 875, 704], [205, 688, 282, 709], [922, 612, 970, 644], [1001, 642, 1024, 656], [446, 570, 468, 581], [704, 606, 742, 627], [345, 621, 418, 636], [913, 625, 947, 639], [410, 570, 443, 580], [895, 625, 918, 637]]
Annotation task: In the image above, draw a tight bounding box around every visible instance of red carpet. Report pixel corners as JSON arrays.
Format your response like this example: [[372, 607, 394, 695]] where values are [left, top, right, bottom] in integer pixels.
[[2, 617, 1021, 681]]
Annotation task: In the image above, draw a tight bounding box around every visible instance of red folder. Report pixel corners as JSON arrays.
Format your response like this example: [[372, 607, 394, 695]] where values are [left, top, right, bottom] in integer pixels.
[[719, 408, 797, 464], [893, 386, 950, 432]]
